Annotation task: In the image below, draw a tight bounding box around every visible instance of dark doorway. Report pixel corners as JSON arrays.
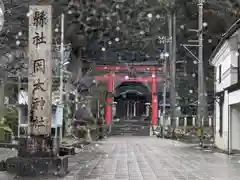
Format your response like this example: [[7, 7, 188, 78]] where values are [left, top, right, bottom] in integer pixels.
[[115, 92, 147, 119], [112, 82, 151, 136]]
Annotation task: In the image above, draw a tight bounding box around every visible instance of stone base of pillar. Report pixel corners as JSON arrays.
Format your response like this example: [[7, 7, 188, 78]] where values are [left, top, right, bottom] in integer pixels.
[[5, 155, 68, 177], [152, 125, 158, 130], [149, 125, 158, 136], [1, 137, 69, 177], [149, 126, 153, 136]]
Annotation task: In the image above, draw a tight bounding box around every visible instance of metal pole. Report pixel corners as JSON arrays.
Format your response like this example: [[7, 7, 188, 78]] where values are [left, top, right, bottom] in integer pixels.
[[168, 13, 172, 79], [60, 13, 64, 104], [172, 12, 177, 129], [169, 11, 177, 135], [17, 75, 21, 138], [198, 0, 204, 145], [59, 13, 64, 141], [168, 13, 172, 134], [162, 41, 167, 137]]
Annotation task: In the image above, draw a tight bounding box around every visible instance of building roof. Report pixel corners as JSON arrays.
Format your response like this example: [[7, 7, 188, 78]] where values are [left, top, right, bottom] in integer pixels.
[[209, 18, 240, 64]]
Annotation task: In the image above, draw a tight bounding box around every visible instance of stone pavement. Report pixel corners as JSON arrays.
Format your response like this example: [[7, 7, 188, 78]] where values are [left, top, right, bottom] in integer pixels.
[[64, 137, 240, 180], [2, 137, 240, 179]]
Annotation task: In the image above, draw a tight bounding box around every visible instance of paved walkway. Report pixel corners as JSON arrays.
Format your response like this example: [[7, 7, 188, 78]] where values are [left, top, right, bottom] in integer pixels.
[[2, 137, 240, 179], [64, 137, 240, 180]]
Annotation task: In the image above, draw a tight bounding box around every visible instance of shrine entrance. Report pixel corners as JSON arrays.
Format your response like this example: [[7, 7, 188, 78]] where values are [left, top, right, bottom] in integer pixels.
[[95, 65, 163, 136], [114, 82, 150, 120]]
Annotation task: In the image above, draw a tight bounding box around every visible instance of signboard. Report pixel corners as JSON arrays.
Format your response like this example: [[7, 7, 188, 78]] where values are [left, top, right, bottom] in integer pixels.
[[197, 127, 201, 137], [55, 106, 63, 126], [28, 5, 52, 135]]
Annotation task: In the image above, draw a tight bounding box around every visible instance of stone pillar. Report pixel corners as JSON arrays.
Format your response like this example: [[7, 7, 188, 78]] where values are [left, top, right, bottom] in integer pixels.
[[176, 117, 179, 127], [168, 116, 171, 126], [192, 116, 196, 126], [209, 116, 212, 127], [159, 114, 162, 126], [10, 6, 70, 172], [133, 102, 136, 117], [184, 117, 187, 132], [145, 102, 150, 117], [112, 102, 117, 118], [28, 5, 52, 136], [127, 101, 130, 118]]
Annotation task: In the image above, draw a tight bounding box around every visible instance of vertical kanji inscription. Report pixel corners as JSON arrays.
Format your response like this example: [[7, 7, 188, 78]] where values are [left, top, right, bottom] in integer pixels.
[[28, 5, 52, 135]]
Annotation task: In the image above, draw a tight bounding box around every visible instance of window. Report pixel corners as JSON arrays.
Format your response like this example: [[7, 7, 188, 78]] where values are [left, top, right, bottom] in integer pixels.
[[219, 65, 222, 83]]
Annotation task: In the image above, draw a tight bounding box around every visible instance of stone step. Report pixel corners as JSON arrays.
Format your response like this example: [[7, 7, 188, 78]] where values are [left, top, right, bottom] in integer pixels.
[[111, 125, 150, 136]]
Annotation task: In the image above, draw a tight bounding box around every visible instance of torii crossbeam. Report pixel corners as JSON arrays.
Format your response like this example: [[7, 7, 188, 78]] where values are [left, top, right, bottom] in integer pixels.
[[96, 65, 163, 71]]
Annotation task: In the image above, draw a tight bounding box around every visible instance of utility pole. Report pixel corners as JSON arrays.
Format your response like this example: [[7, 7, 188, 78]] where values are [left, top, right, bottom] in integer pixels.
[[17, 74, 21, 138], [198, 0, 205, 145], [60, 15, 64, 104], [58, 13, 65, 142], [162, 41, 167, 137], [181, 0, 206, 145], [169, 11, 177, 135], [172, 12, 177, 131]]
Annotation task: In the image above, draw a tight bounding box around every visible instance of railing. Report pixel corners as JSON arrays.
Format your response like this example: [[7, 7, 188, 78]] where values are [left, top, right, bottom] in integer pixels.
[[158, 115, 214, 138], [159, 115, 213, 127]]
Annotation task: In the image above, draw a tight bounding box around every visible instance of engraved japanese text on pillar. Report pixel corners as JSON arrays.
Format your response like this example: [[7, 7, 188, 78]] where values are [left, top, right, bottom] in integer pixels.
[[28, 5, 52, 135]]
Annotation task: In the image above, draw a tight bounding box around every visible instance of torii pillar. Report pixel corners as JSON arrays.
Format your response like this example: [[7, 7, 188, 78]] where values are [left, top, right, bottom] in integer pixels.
[[106, 72, 114, 125], [151, 71, 158, 126]]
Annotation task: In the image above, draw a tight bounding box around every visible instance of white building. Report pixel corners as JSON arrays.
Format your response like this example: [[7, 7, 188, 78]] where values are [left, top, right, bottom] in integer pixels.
[[210, 19, 240, 152]]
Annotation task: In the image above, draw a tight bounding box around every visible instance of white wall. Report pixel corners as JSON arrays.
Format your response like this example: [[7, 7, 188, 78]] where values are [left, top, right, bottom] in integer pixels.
[[229, 89, 240, 105], [213, 34, 239, 93], [215, 90, 229, 150], [228, 90, 240, 150], [211, 29, 240, 151], [214, 78, 240, 151], [230, 104, 240, 150]]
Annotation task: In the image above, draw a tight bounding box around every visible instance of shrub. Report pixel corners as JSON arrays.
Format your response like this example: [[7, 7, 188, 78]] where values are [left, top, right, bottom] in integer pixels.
[[4, 107, 18, 136]]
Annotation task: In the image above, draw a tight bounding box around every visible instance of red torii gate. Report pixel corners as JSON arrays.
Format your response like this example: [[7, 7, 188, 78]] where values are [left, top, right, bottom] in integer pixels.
[[95, 65, 163, 126]]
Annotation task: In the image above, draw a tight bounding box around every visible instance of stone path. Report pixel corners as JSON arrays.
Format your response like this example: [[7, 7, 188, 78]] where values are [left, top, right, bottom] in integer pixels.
[[2, 137, 240, 179], [65, 137, 240, 180]]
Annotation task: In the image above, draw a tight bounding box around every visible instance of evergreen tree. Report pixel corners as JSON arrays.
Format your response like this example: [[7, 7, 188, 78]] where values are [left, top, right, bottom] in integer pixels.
[[1, 0, 240, 114]]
